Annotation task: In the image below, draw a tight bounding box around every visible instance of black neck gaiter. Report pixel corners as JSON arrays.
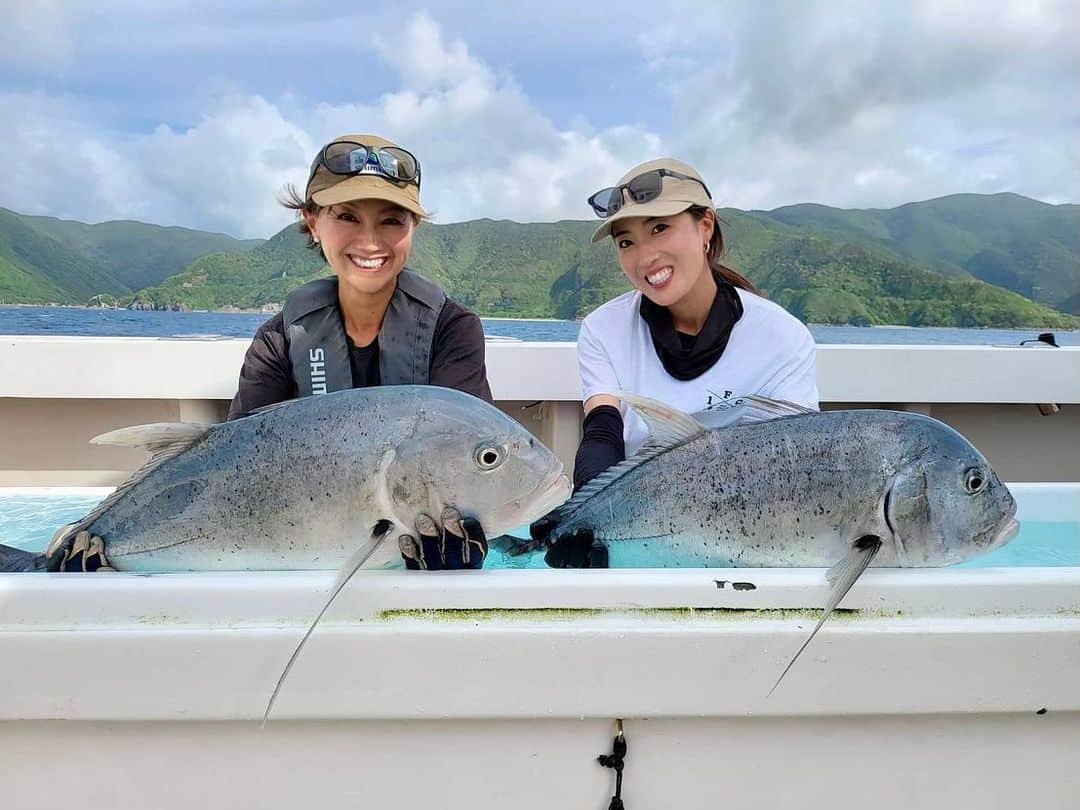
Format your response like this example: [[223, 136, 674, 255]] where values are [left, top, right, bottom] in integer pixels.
[[639, 277, 744, 381]]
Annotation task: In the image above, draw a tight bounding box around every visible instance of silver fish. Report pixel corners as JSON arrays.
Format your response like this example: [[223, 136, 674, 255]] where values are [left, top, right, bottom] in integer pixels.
[[1, 386, 571, 572], [511, 393, 1019, 692]]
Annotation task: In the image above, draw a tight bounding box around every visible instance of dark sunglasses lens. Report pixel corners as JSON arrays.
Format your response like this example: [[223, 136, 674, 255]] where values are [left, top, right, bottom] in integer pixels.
[[323, 142, 369, 174], [589, 187, 622, 217], [625, 170, 662, 204], [377, 147, 418, 181]]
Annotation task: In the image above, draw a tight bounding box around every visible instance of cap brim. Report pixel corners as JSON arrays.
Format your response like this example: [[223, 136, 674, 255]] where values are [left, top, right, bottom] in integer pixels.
[[591, 198, 697, 242], [311, 175, 428, 218]]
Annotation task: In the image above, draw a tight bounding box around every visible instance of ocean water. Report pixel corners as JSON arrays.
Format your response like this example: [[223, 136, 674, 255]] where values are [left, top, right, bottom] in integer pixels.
[[2, 305, 1078, 346], [3, 489, 1076, 569]]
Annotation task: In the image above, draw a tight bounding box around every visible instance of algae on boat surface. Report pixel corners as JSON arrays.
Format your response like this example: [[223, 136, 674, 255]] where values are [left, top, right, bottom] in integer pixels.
[[376, 606, 871, 622]]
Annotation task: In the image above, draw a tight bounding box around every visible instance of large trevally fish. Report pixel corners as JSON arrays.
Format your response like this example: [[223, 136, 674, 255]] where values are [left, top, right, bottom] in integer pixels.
[[0, 386, 571, 573], [511, 393, 1019, 691]]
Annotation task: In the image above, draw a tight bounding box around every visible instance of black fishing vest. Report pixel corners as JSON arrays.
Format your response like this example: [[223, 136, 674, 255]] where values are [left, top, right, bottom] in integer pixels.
[[282, 270, 447, 397]]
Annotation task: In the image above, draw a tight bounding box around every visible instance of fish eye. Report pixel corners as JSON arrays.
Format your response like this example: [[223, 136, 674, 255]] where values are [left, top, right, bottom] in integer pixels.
[[964, 468, 987, 494], [475, 445, 506, 470]]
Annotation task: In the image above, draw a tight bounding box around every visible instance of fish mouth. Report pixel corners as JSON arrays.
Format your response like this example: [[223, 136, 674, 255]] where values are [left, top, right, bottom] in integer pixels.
[[509, 468, 571, 527], [531, 470, 572, 517], [991, 516, 1020, 549]]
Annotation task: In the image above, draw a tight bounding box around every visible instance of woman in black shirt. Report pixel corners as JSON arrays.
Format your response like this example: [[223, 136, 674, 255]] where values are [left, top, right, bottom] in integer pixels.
[[229, 133, 493, 571], [229, 133, 491, 419]]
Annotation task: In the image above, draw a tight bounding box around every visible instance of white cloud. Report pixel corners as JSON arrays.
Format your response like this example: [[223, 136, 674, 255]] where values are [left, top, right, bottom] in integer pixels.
[[1, 11, 664, 235], [312, 14, 665, 224], [372, 11, 488, 94], [657, 0, 1080, 210], [0, 1, 82, 71], [0, 3, 1075, 235], [0, 91, 313, 237]]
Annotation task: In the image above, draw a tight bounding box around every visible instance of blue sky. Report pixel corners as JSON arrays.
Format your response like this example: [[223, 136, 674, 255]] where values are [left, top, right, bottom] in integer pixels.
[[1, 0, 1076, 238]]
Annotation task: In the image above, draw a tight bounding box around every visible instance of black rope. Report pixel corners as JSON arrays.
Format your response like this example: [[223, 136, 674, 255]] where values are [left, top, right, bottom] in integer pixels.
[[597, 719, 627, 810], [1020, 332, 1059, 347]]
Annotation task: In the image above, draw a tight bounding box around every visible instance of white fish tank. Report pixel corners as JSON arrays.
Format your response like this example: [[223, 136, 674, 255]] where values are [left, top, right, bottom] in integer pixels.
[[1, 484, 1076, 568]]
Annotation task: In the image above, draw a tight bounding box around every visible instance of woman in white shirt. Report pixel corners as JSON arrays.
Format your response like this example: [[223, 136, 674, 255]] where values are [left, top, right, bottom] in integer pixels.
[[540, 157, 819, 567]]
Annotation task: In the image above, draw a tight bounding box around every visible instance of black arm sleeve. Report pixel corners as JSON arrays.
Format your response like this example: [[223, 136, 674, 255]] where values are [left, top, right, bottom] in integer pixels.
[[227, 313, 297, 420], [572, 405, 625, 492]]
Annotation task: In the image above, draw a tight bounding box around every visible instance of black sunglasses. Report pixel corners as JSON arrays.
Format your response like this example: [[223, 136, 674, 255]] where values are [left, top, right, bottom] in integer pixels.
[[587, 168, 711, 218], [309, 141, 422, 190]]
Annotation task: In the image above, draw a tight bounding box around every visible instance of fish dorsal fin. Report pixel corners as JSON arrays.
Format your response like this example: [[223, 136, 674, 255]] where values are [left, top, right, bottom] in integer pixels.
[[696, 392, 815, 430], [559, 444, 670, 515], [617, 392, 707, 446], [245, 399, 296, 418], [556, 393, 705, 518], [91, 422, 211, 455], [768, 535, 882, 696], [49, 422, 212, 558], [737, 394, 814, 418]]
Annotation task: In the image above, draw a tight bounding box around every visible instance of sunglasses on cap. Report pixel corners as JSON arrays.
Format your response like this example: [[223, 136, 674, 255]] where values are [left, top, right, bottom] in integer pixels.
[[587, 168, 711, 218], [312, 141, 422, 188]]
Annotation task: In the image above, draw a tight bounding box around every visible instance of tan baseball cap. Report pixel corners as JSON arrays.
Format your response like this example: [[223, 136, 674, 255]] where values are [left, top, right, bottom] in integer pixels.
[[590, 157, 712, 242], [305, 133, 429, 217]]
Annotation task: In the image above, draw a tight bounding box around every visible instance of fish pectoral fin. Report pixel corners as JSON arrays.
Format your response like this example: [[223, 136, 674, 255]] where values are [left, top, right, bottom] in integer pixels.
[[262, 522, 394, 726], [91, 422, 210, 456], [768, 534, 882, 696]]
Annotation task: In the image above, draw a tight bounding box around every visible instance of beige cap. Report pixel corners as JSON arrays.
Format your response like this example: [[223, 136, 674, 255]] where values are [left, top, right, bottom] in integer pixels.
[[305, 133, 428, 217], [591, 157, 712, 242]]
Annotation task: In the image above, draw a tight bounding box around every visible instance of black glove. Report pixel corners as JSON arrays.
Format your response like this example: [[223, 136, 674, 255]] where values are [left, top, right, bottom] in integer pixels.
[[530, 514, 609, 569], [399, 507, 487, 571], [56, 530, 114, 572]]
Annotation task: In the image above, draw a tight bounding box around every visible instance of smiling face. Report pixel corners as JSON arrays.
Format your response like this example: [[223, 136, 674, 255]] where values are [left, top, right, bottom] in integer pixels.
[[305, 199, 416, 300], [611, 209, 715, 308]]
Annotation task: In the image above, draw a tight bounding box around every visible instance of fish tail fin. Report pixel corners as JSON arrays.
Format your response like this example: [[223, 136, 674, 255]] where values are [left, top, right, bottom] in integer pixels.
[[489, 533, 543, 557], [768, 535, 882, 696], [0, 543, 50, 572]]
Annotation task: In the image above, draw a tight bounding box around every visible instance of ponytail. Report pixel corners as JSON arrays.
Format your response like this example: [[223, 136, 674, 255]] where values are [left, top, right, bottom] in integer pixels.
[[687, 205, 762, 296]]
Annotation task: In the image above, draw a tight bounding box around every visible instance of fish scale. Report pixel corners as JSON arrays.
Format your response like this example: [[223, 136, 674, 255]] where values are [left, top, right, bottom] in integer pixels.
[[516, 393, 1019, 691], [0, 386, 571, 573], [550, 405, 1016, 570]]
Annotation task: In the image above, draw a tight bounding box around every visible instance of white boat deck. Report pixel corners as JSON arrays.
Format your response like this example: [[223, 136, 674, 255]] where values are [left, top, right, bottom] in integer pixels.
[[0, 337, 1078, 808]]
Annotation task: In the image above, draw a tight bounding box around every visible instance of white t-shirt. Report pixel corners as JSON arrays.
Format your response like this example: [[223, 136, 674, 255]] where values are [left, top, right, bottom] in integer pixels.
[[578, 287, 820, 455]]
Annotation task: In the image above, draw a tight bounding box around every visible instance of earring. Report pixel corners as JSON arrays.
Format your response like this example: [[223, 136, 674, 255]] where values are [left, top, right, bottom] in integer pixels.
[[703, 242, 709, 253]]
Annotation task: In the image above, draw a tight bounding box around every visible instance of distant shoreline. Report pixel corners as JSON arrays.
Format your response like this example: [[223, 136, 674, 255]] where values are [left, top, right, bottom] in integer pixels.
[[2, 306, 1080, 341], [4, 304, 1078, 334]]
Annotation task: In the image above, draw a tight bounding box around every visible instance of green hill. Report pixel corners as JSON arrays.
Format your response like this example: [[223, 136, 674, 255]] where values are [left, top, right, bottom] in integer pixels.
[[3, 193, 1077, 328], [19, 213, 263, 291], [0, 208, 126, 304], [761, 193, 1080, 312], [133, 206, 1077, 329], [0, 208, 263, 305]]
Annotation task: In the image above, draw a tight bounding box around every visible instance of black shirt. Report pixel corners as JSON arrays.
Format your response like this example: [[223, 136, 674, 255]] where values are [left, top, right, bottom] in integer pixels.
[[638, 279, 743, 380], [346, 333, 381, 387], [227, 297, 493, 419]]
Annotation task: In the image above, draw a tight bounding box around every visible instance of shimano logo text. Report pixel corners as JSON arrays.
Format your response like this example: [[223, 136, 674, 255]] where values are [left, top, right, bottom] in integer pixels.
[[309, 348, 327, 394]]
